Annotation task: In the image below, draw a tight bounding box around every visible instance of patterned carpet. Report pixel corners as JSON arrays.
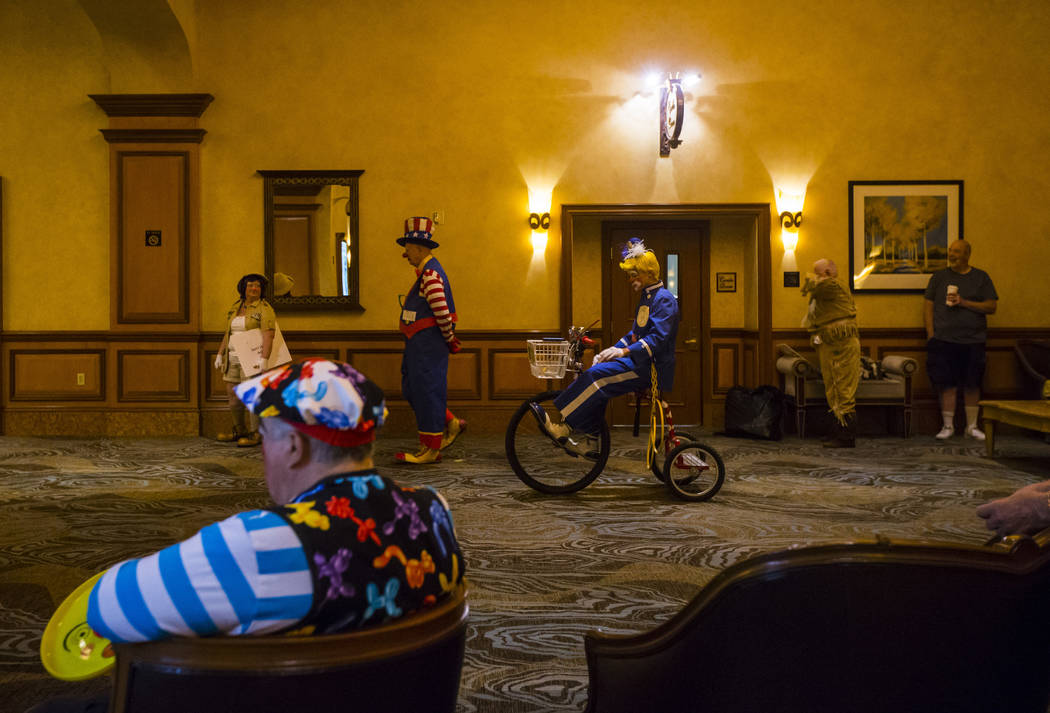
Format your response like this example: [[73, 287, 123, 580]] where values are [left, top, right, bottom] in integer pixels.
[[3, 430, 1050, 713]]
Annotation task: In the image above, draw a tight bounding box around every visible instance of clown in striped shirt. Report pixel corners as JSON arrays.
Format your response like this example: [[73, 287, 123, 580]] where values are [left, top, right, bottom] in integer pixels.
[[395, 217, 466, 464], [86, 359, 464, 643]]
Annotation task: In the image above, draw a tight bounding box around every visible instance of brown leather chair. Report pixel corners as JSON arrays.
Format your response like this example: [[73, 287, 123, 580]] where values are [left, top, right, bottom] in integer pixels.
[[109, 584, 468, 713], [584, 535, 1050, 713]]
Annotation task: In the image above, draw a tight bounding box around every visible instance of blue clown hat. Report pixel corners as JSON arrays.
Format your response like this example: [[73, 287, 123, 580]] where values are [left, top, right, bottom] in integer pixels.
[[396, 216, 439, 249]]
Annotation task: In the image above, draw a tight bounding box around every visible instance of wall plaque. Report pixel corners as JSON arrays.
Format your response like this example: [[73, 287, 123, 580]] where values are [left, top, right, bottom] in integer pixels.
[[716, 272, 737, 292]]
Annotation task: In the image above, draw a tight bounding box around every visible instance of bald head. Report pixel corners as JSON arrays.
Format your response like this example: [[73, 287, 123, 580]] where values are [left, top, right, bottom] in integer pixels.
[[813, 258, 838, 279], [947, 240, 971, 272]]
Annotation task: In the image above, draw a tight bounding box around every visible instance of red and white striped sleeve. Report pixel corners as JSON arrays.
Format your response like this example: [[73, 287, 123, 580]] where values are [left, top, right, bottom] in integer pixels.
[[421, 269, 456, 343]]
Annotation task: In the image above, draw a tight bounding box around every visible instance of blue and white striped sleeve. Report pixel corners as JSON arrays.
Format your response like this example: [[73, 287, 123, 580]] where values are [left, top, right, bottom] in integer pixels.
[[87, 510, 314, 642]]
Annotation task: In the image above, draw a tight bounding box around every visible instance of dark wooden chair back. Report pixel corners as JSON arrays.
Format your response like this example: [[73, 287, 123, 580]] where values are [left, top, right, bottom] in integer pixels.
[[585, 535, 1050, 713], [110, 585, 468, 713], [1015, 338, 1050, 398]]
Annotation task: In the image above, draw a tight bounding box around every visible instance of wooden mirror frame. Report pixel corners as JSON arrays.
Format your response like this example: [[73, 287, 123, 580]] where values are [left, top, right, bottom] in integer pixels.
[[259, 169, 365, 311]]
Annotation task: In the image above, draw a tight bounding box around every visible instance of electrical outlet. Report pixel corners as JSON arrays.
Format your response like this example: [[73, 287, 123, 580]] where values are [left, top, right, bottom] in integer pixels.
[[76, 372, 86, 386]]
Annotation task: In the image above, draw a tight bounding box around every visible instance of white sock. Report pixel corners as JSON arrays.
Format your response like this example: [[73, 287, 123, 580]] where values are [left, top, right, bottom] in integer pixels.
[[942, 412, 954, 429], [965, 406, 979, 429]]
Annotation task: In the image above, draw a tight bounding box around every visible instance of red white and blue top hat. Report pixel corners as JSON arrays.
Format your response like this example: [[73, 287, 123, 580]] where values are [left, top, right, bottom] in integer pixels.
[[396, 216, 439, 249]]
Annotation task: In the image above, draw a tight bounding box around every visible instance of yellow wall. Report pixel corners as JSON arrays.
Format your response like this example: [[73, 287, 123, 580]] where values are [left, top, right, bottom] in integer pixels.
[[3, 0, 1049, 333]]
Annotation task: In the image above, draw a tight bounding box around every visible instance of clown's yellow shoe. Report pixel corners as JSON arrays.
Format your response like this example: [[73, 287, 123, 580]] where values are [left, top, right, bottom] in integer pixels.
[[440, 418, 466, 450], [395, 447, 442, 464]]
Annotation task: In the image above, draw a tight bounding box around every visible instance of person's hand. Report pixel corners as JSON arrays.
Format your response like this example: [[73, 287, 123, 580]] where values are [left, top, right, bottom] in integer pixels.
[[213, 353, 223, 369], [976, 481, 1050, 536], [946, 293, 962, 307], [592, 346, 622, 366], [447, 336, 461, 354]]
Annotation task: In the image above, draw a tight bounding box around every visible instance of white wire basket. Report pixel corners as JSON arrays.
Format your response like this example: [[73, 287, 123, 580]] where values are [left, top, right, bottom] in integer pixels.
[[527, 339, 570, 379]]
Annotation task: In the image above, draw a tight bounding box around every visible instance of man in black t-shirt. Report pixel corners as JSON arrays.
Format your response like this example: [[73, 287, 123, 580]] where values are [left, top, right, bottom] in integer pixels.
[[923, 239, 998, 440]]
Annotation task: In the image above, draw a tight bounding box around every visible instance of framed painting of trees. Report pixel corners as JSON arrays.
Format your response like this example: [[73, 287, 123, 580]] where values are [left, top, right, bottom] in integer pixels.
[[848, 180, 963, 292]]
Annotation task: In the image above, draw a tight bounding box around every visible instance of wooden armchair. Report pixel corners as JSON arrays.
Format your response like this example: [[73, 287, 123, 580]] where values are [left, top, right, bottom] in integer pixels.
[[584, 535, 1050, 713], [109, 584, 468, 713]]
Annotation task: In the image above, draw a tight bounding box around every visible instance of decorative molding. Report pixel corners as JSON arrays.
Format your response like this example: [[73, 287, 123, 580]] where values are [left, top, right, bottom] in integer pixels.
[[202, 350, 227, 402], [3, 327, 1048, 436], [257, 170, 365, 181], [0, 329, 558, 342], [447, 349, 483, 400], [489, 348, 548, 401], [9, 349, 106, 402], [773, 327, 1050, 341], [271, 295, 368, 311], [712, 343, 740, 395], [100, 129, 207, 144], [0, 332, 205, 342], [117, 350, 191, 402], [89, 93, 215, 117], [710, 328, 759, 340]]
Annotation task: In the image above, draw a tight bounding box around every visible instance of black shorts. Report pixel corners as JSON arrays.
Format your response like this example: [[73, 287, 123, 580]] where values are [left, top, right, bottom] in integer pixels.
[[926, 338, 986, 390]]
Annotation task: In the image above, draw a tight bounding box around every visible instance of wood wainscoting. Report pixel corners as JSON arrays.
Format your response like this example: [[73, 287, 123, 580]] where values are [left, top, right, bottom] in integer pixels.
[[1, 330, 559, 437], [2, 328, 1046, 437]]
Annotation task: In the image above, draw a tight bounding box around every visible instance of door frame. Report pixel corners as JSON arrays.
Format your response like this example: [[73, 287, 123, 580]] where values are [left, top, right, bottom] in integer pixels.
[[560, 204, 773, 386]]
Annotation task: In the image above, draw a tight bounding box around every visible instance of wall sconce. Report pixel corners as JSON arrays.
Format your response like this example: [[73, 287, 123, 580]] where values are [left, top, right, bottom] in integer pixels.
[[779, 210, 802, 230], [655, 72, 700, 157], [660, 76, 684, 157], [528, 212, 551, 231], [776, 189, 804, 252]]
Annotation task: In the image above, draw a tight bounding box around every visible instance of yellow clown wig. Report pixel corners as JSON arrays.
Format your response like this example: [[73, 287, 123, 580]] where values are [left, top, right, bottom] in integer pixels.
[[618, 237, 660, 281]]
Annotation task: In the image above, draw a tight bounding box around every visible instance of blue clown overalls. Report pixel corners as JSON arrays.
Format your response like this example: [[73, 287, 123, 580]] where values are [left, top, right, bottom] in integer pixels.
[[555, 281, 679, 435], [400, 256, 457, 449]]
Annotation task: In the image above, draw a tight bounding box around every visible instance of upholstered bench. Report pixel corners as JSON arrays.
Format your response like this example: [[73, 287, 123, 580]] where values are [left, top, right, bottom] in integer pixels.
[[775, 345, 918, 438]]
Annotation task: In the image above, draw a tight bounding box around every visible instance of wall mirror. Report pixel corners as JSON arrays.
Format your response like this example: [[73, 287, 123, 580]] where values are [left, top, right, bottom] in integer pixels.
[[259, 170, 364, 311]]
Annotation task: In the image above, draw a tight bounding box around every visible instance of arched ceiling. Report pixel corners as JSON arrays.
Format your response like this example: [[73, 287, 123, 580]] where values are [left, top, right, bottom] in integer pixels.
[[76, 0, 193, 89]]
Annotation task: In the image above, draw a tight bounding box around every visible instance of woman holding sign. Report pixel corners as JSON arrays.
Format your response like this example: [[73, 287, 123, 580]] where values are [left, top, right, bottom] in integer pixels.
[[214, 273, 284, 446]]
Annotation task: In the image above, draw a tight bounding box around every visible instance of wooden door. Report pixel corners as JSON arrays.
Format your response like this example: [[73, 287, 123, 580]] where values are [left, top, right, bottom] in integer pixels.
[[602, 222, 709, 426]]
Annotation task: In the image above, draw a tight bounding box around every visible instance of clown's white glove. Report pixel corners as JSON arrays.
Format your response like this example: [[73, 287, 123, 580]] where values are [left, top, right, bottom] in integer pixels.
[[592, 346, 623, 366]]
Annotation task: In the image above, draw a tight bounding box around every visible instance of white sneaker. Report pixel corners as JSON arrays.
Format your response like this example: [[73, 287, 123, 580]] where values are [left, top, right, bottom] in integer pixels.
[[965, 425, 986, 441], [562, 434, 600, 461], [935, 426, 954, 440], [528, 402, 571, 441]]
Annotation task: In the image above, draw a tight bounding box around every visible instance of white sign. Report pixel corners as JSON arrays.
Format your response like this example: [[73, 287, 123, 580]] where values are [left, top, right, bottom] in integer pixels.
[[228, 326, 292, 377]]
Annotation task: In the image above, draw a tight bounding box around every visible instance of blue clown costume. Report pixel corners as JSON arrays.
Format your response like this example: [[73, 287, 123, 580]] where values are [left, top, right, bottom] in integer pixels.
[[553, 239, 680, 436], [395, 217, 465, 464]]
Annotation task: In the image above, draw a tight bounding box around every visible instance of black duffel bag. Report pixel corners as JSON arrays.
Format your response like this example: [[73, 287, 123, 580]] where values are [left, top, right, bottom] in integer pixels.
[[721, 385, 784, 441]]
